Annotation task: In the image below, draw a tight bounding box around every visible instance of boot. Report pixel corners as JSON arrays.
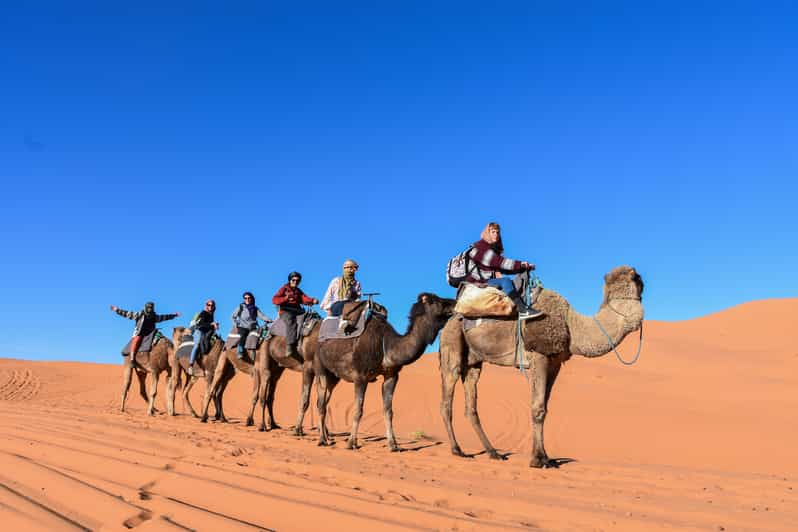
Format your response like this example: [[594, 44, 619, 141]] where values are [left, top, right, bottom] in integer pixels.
[[511, 294, 544, 320], [337, 318, 349, 333], [236, 344, 246, 360]]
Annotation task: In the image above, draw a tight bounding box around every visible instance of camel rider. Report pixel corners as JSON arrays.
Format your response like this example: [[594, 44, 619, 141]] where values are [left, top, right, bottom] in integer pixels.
[[465, 222, 543, 320], [187, 299, 219, 375], [272, 272, 319, 358], [231, 292, 271, 360], [320, 258, 363, 331], [111, 302, 181, 365]]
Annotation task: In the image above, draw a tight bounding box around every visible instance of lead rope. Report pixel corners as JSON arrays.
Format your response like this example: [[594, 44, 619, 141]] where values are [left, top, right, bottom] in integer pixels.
[[592, 318, 644, 365], [515, 272, 543, 375]]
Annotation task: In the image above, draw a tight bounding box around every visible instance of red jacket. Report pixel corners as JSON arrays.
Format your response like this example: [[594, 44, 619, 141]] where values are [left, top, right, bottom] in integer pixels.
[[272, 284, 315, 312]]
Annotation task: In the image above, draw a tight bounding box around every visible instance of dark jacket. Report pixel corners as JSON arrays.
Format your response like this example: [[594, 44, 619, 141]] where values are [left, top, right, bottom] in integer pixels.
[[115, 308, 178, 336], [189, 310, 215, 333]]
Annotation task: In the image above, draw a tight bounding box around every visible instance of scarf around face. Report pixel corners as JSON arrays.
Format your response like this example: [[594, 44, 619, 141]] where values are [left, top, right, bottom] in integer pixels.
[[338, 270, 355, 300]]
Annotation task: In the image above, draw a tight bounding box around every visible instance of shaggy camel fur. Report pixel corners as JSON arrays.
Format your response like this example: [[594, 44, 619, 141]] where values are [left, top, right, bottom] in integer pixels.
[[252, 320, 320, 434], [315, 293, 455, 451], [120, 336, 173, 416], [199, 334, 261, 424], [439, 265, 644, 468], [167, 327, 235, 420]]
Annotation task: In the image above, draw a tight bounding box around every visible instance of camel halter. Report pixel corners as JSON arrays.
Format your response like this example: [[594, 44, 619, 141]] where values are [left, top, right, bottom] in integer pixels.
[[593, 296, 644, 366]]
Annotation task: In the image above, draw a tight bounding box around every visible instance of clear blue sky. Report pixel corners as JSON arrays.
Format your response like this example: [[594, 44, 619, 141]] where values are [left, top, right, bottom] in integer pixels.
[[1, 2, 795, 362]]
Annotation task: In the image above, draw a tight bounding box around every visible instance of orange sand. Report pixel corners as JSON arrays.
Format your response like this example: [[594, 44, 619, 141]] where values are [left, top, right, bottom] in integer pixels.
[[1, 298, 796, 530]]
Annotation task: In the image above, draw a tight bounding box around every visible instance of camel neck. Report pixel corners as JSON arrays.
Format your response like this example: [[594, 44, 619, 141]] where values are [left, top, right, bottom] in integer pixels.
[[568, 298, 644, 358], [382, 313, 439, 369]]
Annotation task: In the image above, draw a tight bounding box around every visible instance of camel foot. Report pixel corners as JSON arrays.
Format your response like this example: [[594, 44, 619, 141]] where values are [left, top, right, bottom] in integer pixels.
[[200, 415, 209, 423], [245, 417, 254, 427], [293, 427, 305, 437], [389, 443, 401, 453], [318, 439, 332, 447], [258, 424, 268, 432], [346, 439, 359, 450], [451, 447, 469, 458], [488, 450, 508, 461], [270, 422, 281, 430], [529, 455, 556, 468]]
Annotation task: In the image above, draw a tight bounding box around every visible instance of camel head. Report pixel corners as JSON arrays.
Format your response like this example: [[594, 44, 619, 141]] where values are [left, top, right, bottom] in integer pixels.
[[404, 293, 457, 347], [172, 326, 189, 342], [602, 265, 644, 306]]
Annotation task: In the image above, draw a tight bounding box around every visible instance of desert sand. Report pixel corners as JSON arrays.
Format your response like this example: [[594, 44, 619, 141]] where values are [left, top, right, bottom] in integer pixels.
[[1, 298, 796, 531]]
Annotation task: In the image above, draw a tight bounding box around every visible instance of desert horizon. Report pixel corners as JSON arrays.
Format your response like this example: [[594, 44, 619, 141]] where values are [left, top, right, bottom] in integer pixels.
[[1, 298, 796, 530]]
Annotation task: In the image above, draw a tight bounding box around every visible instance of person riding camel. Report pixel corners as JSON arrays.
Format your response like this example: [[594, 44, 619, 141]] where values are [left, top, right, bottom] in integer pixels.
[[465, 222, 543, 320], [111, 302, 180, 366], [231, 292, 271, 360], [272, 272, 319, 358], [187, 299, 219, 375], [320, 258, 363, 331]]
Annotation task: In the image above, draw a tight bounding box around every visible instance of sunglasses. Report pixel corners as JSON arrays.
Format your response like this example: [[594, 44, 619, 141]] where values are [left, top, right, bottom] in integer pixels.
[[290, 278, 300, 282], [243, 296, 253, 300], [205, 303, 215, 307]]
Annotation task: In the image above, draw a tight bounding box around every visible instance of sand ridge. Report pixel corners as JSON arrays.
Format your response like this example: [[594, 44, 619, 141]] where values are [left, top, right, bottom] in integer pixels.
[[0, 298, 796, 530]]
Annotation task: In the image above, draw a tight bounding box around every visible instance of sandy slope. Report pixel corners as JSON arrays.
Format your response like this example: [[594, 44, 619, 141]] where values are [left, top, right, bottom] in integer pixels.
[[1, 298, 796, 531]]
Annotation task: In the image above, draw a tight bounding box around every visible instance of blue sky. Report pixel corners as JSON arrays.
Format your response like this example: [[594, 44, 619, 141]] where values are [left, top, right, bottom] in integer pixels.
[[1, 2, 795, 362]]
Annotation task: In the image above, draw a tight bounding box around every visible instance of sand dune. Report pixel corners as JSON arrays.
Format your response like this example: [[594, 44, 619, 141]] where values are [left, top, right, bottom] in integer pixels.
[[1, 298, 796, 530]]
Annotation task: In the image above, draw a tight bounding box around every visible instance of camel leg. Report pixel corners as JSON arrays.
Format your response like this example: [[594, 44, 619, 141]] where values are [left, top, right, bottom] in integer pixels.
[[146, 371, 159, 416], [463, 363, 504, 460], [246, 366, 261, 427], [439, 353, 466, 457], [530, 354, 561, 468], [529, 352, 551, 468], [346, 380, 368, 450], [201, 353, 228, 422], [120, 363, 133, 413], [184, 374, 199, 417], [166, 365, 180, 416], [263, 365, 285, 431], [215, 373, 230, 422], [382, 372, 400, 452], [316, 366, 339, 446], [439, 319, 468, 457], [294, 362, 314, 436], [137, 369, 149, 404]]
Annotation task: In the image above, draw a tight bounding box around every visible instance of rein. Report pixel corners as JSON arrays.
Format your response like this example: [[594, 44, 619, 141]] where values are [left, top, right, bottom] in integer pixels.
[[593, 297, 644, 365]]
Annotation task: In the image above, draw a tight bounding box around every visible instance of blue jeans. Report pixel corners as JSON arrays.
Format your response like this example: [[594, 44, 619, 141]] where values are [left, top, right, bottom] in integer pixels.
[[189, 330, 209, 365], [330, 301, 346, 317], [487, 277, 515, 296]]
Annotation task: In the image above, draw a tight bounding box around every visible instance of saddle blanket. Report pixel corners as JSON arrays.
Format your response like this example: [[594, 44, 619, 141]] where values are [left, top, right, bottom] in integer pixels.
[[121, 329, 162, 355], [268, 312, 320, 338], [175, 334, 221, 359], [318, 305, 380, 342], [224, 328, 263, 350]]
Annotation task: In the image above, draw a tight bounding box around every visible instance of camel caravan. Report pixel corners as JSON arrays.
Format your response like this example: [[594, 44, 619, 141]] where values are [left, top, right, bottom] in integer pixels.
[[110, 223, 644, 467]]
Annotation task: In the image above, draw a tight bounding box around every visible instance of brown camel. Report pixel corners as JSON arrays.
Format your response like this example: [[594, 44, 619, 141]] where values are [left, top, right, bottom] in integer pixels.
[[167, 327, 235, 420], [252, 318, 321, 434], [120, 336, 173, 416], [199, 333, 262, 424], [315, 293, 456, 451], [439, 265, 644, 467]]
